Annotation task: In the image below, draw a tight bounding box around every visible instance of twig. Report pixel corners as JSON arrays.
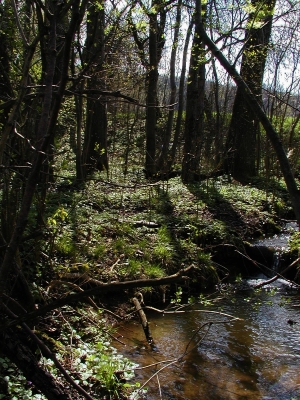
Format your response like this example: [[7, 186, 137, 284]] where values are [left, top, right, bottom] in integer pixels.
[[138, 359, 179, 392], [144, 305, 242, 320], [157, 374, 162, 399]]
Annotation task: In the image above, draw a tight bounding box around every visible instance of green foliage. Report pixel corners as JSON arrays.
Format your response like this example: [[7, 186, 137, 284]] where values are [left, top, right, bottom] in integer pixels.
[[0, 357, 46, 399], [56, 234, 77, 257], [153, 226, 174, 265], [75, 341, 139, 396], [198, 293, 214, 307], [289, 232, 300, 255], [171, 286, 183, 304], [245, 0, 275, 29]]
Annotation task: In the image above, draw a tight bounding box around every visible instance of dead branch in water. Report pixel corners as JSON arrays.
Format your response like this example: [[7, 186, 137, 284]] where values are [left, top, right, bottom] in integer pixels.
[[132, 296, 154, 344], [235, 250, 300, 289], [253, 257, 300, 289]]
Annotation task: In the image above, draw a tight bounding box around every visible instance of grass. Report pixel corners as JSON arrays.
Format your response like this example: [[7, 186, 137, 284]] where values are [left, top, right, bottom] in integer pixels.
[[24, 159, 293, 296]]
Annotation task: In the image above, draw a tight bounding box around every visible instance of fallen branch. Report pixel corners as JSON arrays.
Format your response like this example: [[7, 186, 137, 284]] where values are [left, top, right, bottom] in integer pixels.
[[3, 265, 195, 330], [235, 250, 300, 288], [133, 220, 160, 228], [144, 304, 242, 320], [47, 280, 99, 310], [253, 257, 300, 289]]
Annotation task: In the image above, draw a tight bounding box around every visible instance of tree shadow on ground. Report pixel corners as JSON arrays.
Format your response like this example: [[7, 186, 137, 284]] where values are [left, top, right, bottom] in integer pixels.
[[183, 181, 268, 274]]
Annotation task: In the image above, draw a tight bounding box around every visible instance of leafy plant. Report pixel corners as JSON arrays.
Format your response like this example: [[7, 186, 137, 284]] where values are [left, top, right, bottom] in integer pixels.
[[0, 357, 46, 399], [171, 287, 183, 304]]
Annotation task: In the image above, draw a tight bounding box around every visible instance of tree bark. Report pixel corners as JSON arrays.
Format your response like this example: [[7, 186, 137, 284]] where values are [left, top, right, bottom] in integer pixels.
[[132, 296, 154, 344], [226, 0, 276, 182], [169, 20, 193, 170], [82, 0, 108, 177], [182, 0, 206, 182]]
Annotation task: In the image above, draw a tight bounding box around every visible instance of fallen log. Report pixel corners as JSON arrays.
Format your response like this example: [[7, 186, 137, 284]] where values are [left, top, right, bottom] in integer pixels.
[[3, 265, 195, 330], [133, 220, 160, 228]]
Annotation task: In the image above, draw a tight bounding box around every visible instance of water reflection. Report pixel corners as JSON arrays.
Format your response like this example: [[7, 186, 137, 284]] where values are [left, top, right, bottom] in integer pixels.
[[116, 290, 300, 399]]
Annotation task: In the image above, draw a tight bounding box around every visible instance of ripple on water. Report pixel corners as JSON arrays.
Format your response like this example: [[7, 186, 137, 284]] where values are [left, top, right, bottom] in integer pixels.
[[116, 291, 300, 399]]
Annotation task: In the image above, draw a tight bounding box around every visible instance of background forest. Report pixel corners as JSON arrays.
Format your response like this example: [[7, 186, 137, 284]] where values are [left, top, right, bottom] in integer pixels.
[[1, 0, 300, 398]]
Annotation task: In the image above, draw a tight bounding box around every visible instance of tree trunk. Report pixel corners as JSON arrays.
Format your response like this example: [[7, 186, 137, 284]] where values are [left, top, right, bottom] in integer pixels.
[[169, 20, 193, 170], [145, 6, 160, 177], [157, 0, 182, 173], [226, 0, 276, 183], [182, 0, 206, 182], [82, 0, 108, 178]]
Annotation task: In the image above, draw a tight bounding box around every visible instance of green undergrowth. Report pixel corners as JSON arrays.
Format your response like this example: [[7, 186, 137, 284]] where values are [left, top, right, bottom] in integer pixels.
[[23, 165, 292, 291], [0, 307, 140, 400]]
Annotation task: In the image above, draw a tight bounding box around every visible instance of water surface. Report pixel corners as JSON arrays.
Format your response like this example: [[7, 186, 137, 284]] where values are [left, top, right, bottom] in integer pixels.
[[116, 289, 300, 399]]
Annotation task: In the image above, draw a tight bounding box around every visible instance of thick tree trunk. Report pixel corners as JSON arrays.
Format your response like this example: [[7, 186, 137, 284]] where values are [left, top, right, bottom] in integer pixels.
[[82, 1, 108, 177], [226, 0, 276, 182], [198, 22, 300, 226]]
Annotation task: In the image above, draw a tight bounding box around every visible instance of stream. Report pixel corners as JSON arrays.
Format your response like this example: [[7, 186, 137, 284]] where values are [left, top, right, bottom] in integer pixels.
[[115, 223, 300, 400]]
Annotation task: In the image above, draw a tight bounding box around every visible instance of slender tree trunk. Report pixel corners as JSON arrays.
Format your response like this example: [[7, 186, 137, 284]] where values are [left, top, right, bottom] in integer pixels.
[[0, 1, 14, 127], [169, 20, 193, 169], [182, 0, 206, 182], [198, 20, 300, 226], [145, 9, 160, 177], [157, 0, 182, 173], [74, 83, 84, 181]]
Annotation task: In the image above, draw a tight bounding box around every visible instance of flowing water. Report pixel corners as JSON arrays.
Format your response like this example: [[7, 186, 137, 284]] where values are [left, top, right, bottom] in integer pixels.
[[117, 289, 300, 400], [115, 223, 300, 400]]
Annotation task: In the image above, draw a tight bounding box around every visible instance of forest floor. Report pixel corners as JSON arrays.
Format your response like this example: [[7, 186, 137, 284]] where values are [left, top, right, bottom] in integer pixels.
[[3, 169, 300, 400], [41, 170, 295, 294]]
